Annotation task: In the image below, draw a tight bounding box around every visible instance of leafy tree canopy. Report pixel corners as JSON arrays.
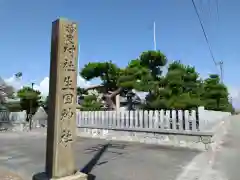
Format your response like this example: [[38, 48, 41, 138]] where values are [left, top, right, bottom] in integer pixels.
[[4, 101, 22, 112], [79, 51, 233, 112], [80, 94, 103, 111], [202, 74, 232, 112], [80, 50, 167, 109], [17, 87, 42, 121]]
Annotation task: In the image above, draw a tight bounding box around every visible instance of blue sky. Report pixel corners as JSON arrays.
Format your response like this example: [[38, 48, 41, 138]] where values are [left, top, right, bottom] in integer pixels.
[[1, 0, 240, 105]]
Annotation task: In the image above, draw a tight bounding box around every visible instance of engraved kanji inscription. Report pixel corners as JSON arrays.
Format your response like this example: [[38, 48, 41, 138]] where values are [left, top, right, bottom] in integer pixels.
[[63, 42, 76, 57], [63, 93, 74, 104], [60, 108, 74, 121], [62, 57, 75, 71], [63, 23, 77, 57], [62, 76, 74, 90], [65, 23, 77, 35], [60, 129, 73, 147]]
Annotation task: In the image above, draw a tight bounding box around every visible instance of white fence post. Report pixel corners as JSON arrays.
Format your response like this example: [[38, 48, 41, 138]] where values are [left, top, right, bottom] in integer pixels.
[[129, 110, 134, 128], [165, 110, 170, 129], [172, 110, 176, 130], [184, 110, 190, 131], [139, 110, 143, 128], [149, 110, 153, 128], [134, 111, 139, 128], [191, 110, 197, 131], [198, 106, 205, 131], [154, 110, 159, 129], [178, 110, 183, 131], [159, 110, 164, 129]]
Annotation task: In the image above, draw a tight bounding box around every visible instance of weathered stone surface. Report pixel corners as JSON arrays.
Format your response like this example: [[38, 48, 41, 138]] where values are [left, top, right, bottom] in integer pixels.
[[45, 18, 79, 178], [33, 18, 87, 180]]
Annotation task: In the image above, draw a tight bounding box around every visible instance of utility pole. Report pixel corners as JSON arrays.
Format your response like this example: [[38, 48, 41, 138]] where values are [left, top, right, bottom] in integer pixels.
[[217, 61, 223, 83]]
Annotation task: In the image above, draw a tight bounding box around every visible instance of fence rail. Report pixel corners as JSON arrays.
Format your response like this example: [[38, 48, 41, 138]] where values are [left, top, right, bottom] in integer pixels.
[[77, 107, 231, 132]]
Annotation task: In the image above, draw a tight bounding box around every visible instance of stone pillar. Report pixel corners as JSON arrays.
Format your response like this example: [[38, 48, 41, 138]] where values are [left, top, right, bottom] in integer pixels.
[[33, 18, 87, 180]]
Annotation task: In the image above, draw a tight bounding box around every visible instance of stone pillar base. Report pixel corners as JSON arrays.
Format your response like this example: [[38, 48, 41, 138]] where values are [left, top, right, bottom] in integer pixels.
[[32, 172, 87, 180]]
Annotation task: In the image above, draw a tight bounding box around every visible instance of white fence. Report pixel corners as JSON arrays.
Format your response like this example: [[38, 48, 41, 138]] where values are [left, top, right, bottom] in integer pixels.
[[198, 107, 231, 130], [77, 107, 231, 132], [0, 111, 27, 122], [0, 106, 231, 133]]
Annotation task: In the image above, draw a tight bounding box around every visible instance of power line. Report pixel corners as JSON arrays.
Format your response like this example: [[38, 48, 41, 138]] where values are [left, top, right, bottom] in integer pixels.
[[191, 0, 218, 66]]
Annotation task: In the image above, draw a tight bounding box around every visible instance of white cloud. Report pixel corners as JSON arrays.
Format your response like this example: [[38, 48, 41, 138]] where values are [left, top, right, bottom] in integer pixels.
[[4, 76, 23, 90], [33, 76, 92, 97], [4, 75, 92, 98], [77, 76, 91, 88], [33, 77, 49, 97]]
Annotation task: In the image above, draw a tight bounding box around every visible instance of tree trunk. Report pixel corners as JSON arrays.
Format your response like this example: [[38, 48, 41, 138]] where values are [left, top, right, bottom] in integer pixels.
[[84, 85, 122, 110], [103, 88, 122, 110], [103, 95, 116, 110]]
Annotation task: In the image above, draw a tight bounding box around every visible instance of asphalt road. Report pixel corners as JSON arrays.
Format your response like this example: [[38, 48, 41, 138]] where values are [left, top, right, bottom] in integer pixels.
[[0, 129, 200, 180]]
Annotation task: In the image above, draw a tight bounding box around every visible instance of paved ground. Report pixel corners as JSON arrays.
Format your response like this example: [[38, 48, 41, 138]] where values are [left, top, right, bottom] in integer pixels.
[[212, 115, 240, 180], [0, 129, 201, 180], [175, 115, 240, 180], [0, 168, 23, 180]]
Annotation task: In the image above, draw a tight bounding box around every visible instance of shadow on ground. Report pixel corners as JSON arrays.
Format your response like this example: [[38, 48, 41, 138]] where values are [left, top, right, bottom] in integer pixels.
[[80, 142, 127, 180]]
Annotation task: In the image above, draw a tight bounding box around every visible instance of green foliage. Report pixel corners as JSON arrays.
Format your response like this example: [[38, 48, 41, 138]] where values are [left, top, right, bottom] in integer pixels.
[[143, 61, 202, 110], [139, 50, 167, 80], [80, 94, 103, 111], [80, 50, 167, 94], [77, 87, 87, 95], [201, 74, 233, 112], [79, 51, 168, 109], [80, 50, 233, 112], [4, 102, 22, 112], [81, 61, 120, 91], [17, 87, 42, 120], [118, 59, 155, 92]]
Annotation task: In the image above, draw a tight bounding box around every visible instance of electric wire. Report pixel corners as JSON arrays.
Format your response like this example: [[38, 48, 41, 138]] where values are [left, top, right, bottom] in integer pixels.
[[191, 0, 218, 66]]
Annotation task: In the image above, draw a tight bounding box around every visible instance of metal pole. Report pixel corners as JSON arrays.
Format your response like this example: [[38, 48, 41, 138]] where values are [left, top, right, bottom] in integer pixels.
[[153, 21, 156, 51], [29, 82, 35, 131], [218, 61, 223, 83]]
